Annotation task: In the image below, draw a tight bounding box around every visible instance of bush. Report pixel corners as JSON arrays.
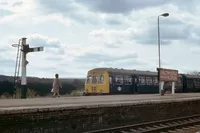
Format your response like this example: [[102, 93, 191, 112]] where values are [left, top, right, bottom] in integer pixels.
[[12, 88, 38, 99], [69, 89, 84, 96], [27, 88, 38, 98], [0, 92, 13, 99]]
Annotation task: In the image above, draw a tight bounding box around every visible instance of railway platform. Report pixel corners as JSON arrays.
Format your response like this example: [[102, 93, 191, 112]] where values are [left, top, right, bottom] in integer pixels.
[[1, 93, 200, 133], [1, 93, 200, 111]]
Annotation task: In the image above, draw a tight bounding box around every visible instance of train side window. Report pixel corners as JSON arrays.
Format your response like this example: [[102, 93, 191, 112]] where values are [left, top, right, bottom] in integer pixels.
[[135, 78, 138, 84], [198, 79, 200, 87], [153, 77, 158, 85], [194, 79, 200, 88], [187, 79, 193, 88], [176, 78, 182, 86], [139, 76, 145, 85], [146, 77, 152, 85], [110, 77, 112, 84], [116, 75, 123, 85], [197, 79, 200, 87], [125, 76, 132, 85]]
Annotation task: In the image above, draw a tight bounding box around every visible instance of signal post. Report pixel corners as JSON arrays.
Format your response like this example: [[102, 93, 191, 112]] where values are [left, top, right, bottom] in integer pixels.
[[13, 37, 44, 99]]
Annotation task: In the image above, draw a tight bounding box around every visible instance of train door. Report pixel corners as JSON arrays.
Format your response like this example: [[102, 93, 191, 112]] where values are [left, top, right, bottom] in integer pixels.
[[186, 78, 194, 92], [109, 76, 113, 94], [110, 75, 124, 94], [182, 75, 187, 92], [124, 75, 134, 94], [130, 75, 135, 94], [133, 75, 138, 94]]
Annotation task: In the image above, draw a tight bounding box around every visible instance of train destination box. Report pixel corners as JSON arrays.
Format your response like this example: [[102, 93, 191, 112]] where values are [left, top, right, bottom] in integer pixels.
[[157, 68, 178, 82]]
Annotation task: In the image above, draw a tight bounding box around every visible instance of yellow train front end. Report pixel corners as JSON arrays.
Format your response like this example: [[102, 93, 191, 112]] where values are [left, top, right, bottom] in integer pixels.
[[84, 69, 110, 95]]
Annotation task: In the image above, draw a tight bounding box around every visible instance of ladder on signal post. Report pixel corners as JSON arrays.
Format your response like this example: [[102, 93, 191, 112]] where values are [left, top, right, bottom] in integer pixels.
[[13, 39, 22, 88]]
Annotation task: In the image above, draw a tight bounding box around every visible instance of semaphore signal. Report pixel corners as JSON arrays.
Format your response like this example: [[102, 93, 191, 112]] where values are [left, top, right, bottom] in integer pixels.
[[12, 37, 44, 99]]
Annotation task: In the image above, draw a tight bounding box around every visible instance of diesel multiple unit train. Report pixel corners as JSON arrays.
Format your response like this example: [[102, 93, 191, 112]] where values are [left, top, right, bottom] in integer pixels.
[[84, 67, 200, 95]]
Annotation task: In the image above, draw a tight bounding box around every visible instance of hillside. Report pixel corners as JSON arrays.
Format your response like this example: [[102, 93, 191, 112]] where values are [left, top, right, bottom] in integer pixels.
[[0, 75, 85, 84], [0, 75, 86, 97]]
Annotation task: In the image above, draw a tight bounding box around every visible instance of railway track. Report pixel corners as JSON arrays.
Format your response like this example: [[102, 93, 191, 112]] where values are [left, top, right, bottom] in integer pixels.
[[84, 114, 200, 133]]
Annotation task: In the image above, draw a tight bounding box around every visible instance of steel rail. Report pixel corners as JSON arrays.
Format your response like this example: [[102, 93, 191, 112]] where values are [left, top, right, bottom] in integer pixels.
[[84, 114, 200, 133]]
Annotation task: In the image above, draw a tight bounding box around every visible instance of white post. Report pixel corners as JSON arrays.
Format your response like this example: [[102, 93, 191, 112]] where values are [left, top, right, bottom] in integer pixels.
[[21, 37, 27, 99], [172, 82, 175, 94], [21, 38, 27, 85], [159, 82, 161, 95], [160, 81, 165, 95]]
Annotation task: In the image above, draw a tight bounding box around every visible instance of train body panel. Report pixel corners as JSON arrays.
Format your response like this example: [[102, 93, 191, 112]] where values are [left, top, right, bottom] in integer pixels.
[[85, 70, 110, 94], [183, 74, 200, 92], [136, 74, 159, 94], [109, 73, 135, 94], [84, 67, 200, 95]]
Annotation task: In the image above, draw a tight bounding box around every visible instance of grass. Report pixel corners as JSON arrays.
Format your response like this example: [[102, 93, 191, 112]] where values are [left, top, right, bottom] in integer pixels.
[[0, 88, 84, 99], [68, 89, 84, 96], [0, 92, 13, 99]]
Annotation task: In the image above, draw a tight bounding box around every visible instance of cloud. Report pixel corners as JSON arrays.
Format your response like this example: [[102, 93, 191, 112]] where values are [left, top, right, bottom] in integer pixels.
[[0, 2, 7, 5], [35, 0, 100, 24], [0, 58, 15, 66], [135, 23, 193, 45], [1, 0, 200, 78], [75, 0, 167, 14], [12, 1, 23, 7], [27, 34, 62, 48], [0, 9, 13, 17], [0, 57, 15, 75], [74, 52, 138, 63]]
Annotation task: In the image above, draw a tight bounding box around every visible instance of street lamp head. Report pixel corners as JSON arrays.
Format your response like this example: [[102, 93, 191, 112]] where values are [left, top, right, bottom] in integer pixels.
[[160, 13, 169, 17]]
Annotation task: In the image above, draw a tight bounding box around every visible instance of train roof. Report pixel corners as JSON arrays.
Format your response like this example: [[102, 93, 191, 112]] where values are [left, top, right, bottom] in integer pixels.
[[90, 67, 157, 76], [184, 74, 200, 79], [89, 68, 200, 78]]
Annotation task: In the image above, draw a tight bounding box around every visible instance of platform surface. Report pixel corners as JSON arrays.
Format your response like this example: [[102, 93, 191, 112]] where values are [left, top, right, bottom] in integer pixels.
[[1, 93, 200, 111]]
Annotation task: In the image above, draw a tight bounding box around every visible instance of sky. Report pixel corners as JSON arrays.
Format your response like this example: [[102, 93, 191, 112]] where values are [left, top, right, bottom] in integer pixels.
[[0, 0, 200, 78]]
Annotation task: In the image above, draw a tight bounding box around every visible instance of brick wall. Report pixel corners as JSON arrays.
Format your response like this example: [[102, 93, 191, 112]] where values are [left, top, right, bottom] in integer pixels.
[[1, 99, 200, 133]]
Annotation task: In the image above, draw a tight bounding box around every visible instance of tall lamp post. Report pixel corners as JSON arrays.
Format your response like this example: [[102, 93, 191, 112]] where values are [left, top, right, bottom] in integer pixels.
[[158, 12, 169, 95]]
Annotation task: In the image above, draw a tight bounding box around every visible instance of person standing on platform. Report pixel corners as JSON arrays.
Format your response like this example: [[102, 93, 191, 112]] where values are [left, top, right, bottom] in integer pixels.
[[52, 73, 62, 97]]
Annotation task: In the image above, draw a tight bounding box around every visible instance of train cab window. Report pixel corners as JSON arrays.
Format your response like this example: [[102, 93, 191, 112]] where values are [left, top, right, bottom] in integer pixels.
[[86, 76, 92, 84], [92, 76, 98, 84], [146, 77, 152, 85], [116, 75, 123, 85], [153, 77, 158, 85], [125, 76, 132, 85], [96, 76, 100, 84], [139, 76, 145, 85], [99, 75, 104, 84]]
